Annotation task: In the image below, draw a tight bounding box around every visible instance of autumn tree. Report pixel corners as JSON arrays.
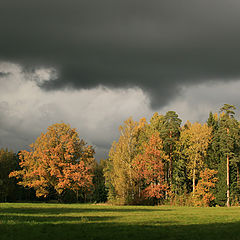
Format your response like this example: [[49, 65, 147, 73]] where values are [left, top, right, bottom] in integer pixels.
[[179, 122, 212, 195], [194, 168, 218, 207], [147, 112, 165, 136], [133, 132, 168, 204], [10, 123, 95, 201], [105, 117, 146, 204], [147, 111, 181, 192]]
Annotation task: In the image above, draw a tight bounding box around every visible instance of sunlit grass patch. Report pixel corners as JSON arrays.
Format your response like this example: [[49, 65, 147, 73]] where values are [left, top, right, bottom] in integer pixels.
[[0, 203, 240, 240]]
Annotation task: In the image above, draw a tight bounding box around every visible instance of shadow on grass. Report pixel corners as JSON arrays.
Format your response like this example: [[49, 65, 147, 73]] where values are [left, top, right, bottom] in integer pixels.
[[1, 205, 240, 240], [0, 220, 240, 240], [0, 206, 171, 215], [0, 214, 117, 223]]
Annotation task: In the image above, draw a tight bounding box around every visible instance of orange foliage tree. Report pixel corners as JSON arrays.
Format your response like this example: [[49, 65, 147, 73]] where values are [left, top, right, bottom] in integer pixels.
[[134, 132, 168, 203], [9, 123, 95, 199], [194, 168, 218, 207]]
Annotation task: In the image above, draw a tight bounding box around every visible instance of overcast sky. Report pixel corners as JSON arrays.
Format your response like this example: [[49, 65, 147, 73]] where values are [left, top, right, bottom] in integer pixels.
[[1, 0, 240, 160]]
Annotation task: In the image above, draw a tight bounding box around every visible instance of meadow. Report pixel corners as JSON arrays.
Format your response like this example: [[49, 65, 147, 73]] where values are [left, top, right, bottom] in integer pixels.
[[0, 203, 240, 240]]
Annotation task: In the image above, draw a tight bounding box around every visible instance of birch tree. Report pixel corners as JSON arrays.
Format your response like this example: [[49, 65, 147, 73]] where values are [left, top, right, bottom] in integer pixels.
[[179, 122, 212, 195]]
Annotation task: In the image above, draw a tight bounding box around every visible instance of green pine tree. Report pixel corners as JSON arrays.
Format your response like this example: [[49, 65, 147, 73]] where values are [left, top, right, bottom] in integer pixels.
[[215, 104, 240, 206], [161, 111, 182, 188]]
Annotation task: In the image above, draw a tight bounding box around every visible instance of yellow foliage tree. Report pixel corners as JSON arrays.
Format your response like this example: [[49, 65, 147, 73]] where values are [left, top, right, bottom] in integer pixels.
[[106, 117, 146, 204], [179, 122, 212, 194]]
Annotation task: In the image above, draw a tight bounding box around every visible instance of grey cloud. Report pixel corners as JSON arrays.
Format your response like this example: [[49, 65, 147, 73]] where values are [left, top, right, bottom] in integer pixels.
[[160, 80, 240, 125], [1, 0, 240, 107], [0, 66, 153, 159], [0, 72, 10, 77]]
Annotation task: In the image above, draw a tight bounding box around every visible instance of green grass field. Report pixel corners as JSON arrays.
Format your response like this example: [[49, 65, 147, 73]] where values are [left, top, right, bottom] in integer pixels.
[[0, 203, 240, 240]]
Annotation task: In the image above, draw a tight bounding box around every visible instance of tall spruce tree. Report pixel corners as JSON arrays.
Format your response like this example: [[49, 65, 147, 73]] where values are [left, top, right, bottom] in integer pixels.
[[161, 111, 182, 188], [207, 112, 220, 169], [216, 104, 240, 207]]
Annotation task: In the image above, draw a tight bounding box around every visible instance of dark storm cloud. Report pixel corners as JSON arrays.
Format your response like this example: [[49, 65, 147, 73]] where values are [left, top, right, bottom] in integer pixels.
[[0, 72, 10, 77], [1, 0, 240, 107]]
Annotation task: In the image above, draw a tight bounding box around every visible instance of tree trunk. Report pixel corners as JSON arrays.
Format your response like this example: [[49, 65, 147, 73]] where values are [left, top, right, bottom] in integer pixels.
[[165, 163, 169, 200], [169, 131, 173, 188], [169, 145, 172, 188], [193, 167, 196, 195], [192, 156, 197, 195], [76, 190, 79, 203], [227, 154, 230, 207], [237, 164, 239, 188], [57, 193, 62, 203], [165, 162, 169, 185], [128, 163, 134, 200]]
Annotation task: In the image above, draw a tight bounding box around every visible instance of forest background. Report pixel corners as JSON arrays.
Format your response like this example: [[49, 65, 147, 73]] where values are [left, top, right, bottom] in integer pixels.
[[1, 104, 239, 207]]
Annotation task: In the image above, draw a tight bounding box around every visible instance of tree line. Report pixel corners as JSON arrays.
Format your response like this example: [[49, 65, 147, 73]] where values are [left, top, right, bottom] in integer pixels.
[[0, 104, 239, 206], [104, 104, 240, 206]]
